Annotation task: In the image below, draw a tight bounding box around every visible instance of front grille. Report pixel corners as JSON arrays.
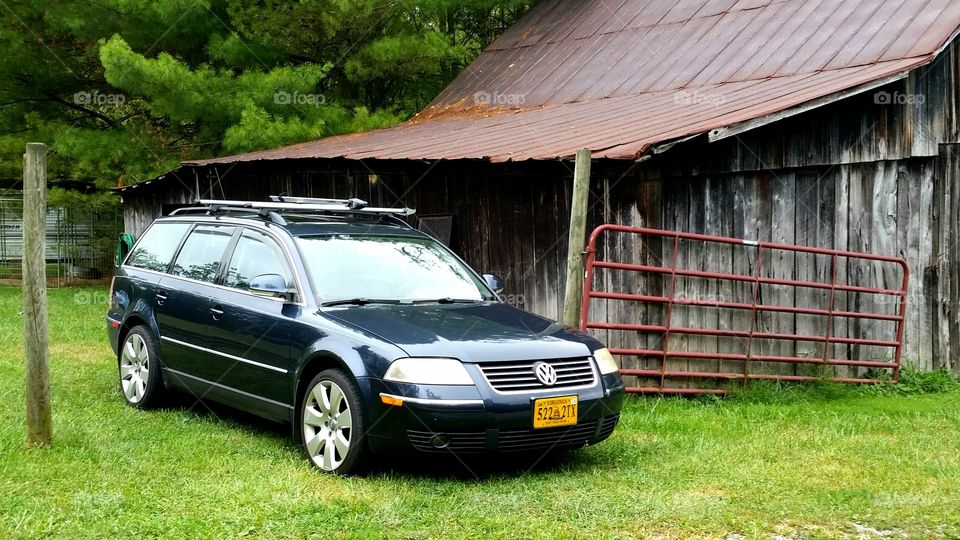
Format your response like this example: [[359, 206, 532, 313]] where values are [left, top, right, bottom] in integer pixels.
[[596, 414, 620, 442], [477, 357, 597, 392], [498, 421, 598, 452], [406, 416, 620, 454]]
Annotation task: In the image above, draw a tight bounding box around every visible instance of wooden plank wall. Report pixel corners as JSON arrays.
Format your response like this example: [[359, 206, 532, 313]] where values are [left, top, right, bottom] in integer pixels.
[[934, 144, 960, 371], [584, 152, 959, 379], [656, 39, 960, 177]]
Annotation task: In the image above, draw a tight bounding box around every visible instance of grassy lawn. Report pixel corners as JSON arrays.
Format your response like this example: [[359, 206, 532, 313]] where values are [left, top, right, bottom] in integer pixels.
[[1, 286, 959, 539]]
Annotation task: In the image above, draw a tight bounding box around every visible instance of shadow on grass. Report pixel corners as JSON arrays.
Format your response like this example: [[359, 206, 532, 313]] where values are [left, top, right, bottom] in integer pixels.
[[159, 390, 584, 480], [160, 390, 292, 437], [369, 448, 583, 480]]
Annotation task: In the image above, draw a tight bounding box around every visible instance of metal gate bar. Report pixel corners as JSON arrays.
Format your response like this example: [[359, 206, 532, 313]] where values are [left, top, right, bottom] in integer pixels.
[[579, 225, 909, 394]]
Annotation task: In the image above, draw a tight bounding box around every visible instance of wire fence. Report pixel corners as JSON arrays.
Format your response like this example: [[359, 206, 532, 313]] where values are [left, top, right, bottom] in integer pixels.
[[0, 197, 121, 285]]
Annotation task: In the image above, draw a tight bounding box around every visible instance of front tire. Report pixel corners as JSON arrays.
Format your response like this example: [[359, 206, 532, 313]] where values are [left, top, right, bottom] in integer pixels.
[[300, 369, 368, 474], [118, 325, 165, 408]]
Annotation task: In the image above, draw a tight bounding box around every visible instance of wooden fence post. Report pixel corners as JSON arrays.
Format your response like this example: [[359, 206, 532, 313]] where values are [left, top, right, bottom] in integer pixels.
[[562, 148, 592, 327], [23, 142, 51, 447]]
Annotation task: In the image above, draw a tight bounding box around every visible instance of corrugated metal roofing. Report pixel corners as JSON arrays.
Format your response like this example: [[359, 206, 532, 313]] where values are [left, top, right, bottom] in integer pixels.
[[186, 0, 960, 166]]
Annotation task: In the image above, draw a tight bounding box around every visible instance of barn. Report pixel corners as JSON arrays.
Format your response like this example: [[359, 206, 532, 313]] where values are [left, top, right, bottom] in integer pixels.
[[120, 0, 960, 388]]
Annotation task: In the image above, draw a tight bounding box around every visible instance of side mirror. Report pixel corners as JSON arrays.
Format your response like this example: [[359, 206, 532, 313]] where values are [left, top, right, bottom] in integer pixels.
[[482, 273, 505, 295], [250, 273, 294, 301]]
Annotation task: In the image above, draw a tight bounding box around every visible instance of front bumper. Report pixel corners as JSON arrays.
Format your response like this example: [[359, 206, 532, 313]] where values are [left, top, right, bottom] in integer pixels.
[[365, 373, 625, 455]]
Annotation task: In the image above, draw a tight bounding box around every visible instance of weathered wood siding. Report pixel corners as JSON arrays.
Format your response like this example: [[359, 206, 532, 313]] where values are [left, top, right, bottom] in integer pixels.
[[655, 39, 960, 176], [586, 152, 959, 378]]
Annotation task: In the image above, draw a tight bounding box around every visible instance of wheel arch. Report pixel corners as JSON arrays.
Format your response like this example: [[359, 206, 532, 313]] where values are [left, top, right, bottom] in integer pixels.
[[117, 313, 150, 353], [290, 336, 399, 439], [293, 353, 356, 410], [117, 312, 165, 373]]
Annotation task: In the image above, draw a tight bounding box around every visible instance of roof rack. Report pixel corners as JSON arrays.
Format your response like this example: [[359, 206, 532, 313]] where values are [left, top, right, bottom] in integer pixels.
[[168, 197, 416, 227], [200, 197, 416, 216]]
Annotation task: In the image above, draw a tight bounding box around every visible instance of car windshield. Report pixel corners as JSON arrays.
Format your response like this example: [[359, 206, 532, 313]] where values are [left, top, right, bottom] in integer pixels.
[[295, 234, 495, 304]]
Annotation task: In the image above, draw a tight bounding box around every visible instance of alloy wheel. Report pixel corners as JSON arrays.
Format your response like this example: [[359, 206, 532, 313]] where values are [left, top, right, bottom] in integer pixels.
[[120, 333, 150, 403], [302, 380, 353, 471]]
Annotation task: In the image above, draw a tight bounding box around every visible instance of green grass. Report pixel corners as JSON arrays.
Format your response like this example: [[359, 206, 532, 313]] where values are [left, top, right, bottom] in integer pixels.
[[0, 263, 64, 280], [1, 286, 959, 539]]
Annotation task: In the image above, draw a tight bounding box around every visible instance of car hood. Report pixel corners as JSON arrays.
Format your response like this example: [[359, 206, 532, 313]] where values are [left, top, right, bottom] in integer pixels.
[[320, 302, 599, 362]]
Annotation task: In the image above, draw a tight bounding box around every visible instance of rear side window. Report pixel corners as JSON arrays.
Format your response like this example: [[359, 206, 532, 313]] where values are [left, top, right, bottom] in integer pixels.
[[125, 222, 191, 272], [171, 225, 236, 283], [225, 229, 292, 291]]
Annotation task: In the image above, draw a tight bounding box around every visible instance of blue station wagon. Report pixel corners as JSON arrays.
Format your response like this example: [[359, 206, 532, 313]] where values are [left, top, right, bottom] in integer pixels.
[[107, 197, 624, 474]]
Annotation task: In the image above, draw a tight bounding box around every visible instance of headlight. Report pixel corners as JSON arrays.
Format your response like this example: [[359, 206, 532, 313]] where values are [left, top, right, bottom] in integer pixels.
[[383, 357, 474, 385], [593, 348, 620, 375]]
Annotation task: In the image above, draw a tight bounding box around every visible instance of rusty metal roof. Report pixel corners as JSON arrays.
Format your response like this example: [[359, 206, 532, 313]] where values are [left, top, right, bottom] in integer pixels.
[[187, 0, 960, 166]]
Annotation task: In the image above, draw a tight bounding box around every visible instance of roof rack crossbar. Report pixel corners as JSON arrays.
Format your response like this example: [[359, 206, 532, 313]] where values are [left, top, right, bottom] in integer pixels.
[[169, 204, 288, 225], [196, 198, 416, 216], [168, 207, 206, 216], [269, 195, 370, 210]]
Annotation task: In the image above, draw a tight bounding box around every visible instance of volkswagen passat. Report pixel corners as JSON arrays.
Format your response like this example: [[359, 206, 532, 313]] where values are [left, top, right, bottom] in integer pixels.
[[106, 197, 625, 474]]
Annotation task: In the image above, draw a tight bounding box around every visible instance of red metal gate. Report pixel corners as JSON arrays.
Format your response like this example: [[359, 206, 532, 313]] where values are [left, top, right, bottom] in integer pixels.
[[579, 225, 909, 395]]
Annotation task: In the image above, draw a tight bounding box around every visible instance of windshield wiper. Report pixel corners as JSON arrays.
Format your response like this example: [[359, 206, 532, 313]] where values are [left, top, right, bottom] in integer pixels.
[[320, 298, 402, 307], [411, 298, 482, 304]]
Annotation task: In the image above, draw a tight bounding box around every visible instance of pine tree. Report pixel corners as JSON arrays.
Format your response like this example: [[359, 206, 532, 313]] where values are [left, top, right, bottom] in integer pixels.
[[0, 0, 531, 188]]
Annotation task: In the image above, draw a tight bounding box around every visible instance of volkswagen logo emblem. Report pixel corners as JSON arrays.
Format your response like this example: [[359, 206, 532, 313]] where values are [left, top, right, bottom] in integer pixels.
[[533, 362, 558, 386]]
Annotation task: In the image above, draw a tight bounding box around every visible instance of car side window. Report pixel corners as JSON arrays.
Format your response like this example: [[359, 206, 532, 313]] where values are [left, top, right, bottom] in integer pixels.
[[225, 229, 292, 291], [170, 225, 236, 283], [125, 222, 191, 272]]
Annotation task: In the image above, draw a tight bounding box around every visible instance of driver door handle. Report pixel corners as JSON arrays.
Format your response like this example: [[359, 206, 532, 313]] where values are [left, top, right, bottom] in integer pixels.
[[210, 305, 224, 320]]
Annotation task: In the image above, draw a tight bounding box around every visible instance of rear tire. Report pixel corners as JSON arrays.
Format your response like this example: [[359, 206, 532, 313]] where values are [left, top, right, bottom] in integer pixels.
[[299, 369, 368, 474], [118, 325, 165, 408]]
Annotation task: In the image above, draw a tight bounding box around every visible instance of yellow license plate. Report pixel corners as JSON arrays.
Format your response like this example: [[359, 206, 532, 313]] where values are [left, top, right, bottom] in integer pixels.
[[533, 395, 578, 429]]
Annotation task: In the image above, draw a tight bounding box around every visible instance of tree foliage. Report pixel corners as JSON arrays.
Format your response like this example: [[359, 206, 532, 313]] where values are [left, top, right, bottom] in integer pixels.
[[0, 0, 531, 188]]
